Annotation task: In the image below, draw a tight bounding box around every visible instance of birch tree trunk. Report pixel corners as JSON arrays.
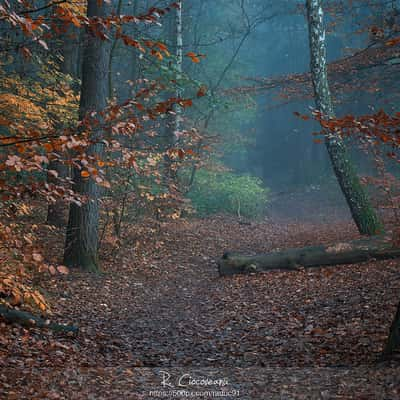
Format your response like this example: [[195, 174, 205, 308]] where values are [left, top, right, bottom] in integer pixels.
[[306, 0, 382, 236], [63, 0, 111, 271], [174, 0, 183, 137], [165, 0, 183, 185]]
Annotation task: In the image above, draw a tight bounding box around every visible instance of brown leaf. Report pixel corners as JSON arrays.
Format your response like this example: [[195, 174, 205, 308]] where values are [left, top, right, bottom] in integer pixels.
[[57, 265, 69, 275]]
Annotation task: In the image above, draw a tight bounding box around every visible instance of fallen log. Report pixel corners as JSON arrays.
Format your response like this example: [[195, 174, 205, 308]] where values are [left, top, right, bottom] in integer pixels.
[[218, 235, 400, 276], [0, 304, 78, 334]]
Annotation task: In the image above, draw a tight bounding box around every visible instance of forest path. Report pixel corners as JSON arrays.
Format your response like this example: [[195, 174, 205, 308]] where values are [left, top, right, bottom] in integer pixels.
[[265, 184, 352, 223], [2, 213, 400, 398]]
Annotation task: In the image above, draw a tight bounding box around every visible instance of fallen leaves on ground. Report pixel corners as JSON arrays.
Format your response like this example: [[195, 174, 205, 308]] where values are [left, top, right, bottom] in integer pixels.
[[1, 209, 400, 398]]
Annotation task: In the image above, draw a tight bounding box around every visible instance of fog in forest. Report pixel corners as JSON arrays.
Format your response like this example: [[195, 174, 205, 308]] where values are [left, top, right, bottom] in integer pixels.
[[103, 0, 400, 221], [1, 0, 400, 396]]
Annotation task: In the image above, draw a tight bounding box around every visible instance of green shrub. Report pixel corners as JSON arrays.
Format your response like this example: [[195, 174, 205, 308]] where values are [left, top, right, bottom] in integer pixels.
[[187, 169, 268, 218]]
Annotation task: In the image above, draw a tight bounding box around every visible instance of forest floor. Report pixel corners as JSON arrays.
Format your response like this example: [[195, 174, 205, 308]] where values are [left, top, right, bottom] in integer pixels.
[[1, 188, 400, 399]]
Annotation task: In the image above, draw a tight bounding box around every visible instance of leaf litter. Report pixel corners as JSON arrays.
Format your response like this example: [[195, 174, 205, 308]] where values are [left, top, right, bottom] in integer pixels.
[[1, 213, 400, 399]]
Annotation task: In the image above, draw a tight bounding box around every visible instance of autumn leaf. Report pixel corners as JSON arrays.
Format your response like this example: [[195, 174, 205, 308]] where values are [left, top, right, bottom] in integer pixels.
[[385, 37, 400, 46], [57, 265, 69, 275], [197, 85, 207, 97], [43, 143, 53, 152], [20, 47, 32, 59], [0, 116, 11, 126], [32, 253, 43, 263], [81, 170, 90, 178], [10, 291, 22, 306], [151, 49, 163, 60], [16, 144, 26, 154], [71, 16, 81, 28], [153, 41, 170, 56], [38, 40, 49, 50], [99, 180, 111, 189], [177, 149, 185, 159], [293, 111, 309, 120], [48, 265, 57, 275], [186, 52, 205, 63], [179, 99, 193, 108]]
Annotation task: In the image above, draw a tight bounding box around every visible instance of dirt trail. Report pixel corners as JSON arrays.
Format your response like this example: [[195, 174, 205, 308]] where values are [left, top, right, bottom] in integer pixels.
[[266, 185, 352, 224], [1, 214, 400, 399]]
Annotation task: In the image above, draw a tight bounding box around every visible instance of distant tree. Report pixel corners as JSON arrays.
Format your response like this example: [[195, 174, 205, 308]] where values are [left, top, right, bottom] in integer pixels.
[[164, 0, 183, 186], [306, 0, 382, 236], [47, 22, 80, 227]]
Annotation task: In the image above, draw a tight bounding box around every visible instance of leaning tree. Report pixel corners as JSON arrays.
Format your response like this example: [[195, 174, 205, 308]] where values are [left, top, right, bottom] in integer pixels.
[[306, 0, 382, 236]]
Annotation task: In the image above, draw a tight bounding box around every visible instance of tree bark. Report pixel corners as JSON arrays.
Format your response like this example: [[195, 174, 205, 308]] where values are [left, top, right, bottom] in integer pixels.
[[63, 0, 111, 271], [130, 0, 140, 88], [218, 235, 400, 276], [164, 0, 183, 186], [306, 0, 382, 236], [108, 0, 123, 100], [383, 300, 400, 357], [173, 0, 183, 136]]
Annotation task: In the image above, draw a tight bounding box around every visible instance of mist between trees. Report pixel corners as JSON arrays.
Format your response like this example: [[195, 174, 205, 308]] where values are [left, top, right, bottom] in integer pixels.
[[1, 0, 400, 397]]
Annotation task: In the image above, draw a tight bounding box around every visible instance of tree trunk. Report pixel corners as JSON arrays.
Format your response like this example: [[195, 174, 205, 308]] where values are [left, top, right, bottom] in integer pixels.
[[306, 0, 382, 236], [108, 0, 123, 100], [383, 300, 400, 357], [46, 24, 80, 227], [130, 0, 141, 88], [218, 235, 400, 276], [46, 174, 69, 227], [63, 0, 111, 271], [164, 0, 183, 186], [173, 0, 183, 136]]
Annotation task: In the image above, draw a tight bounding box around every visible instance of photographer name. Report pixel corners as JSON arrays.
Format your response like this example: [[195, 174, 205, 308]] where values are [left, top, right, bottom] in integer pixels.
[[160, 371, 229, 388]]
